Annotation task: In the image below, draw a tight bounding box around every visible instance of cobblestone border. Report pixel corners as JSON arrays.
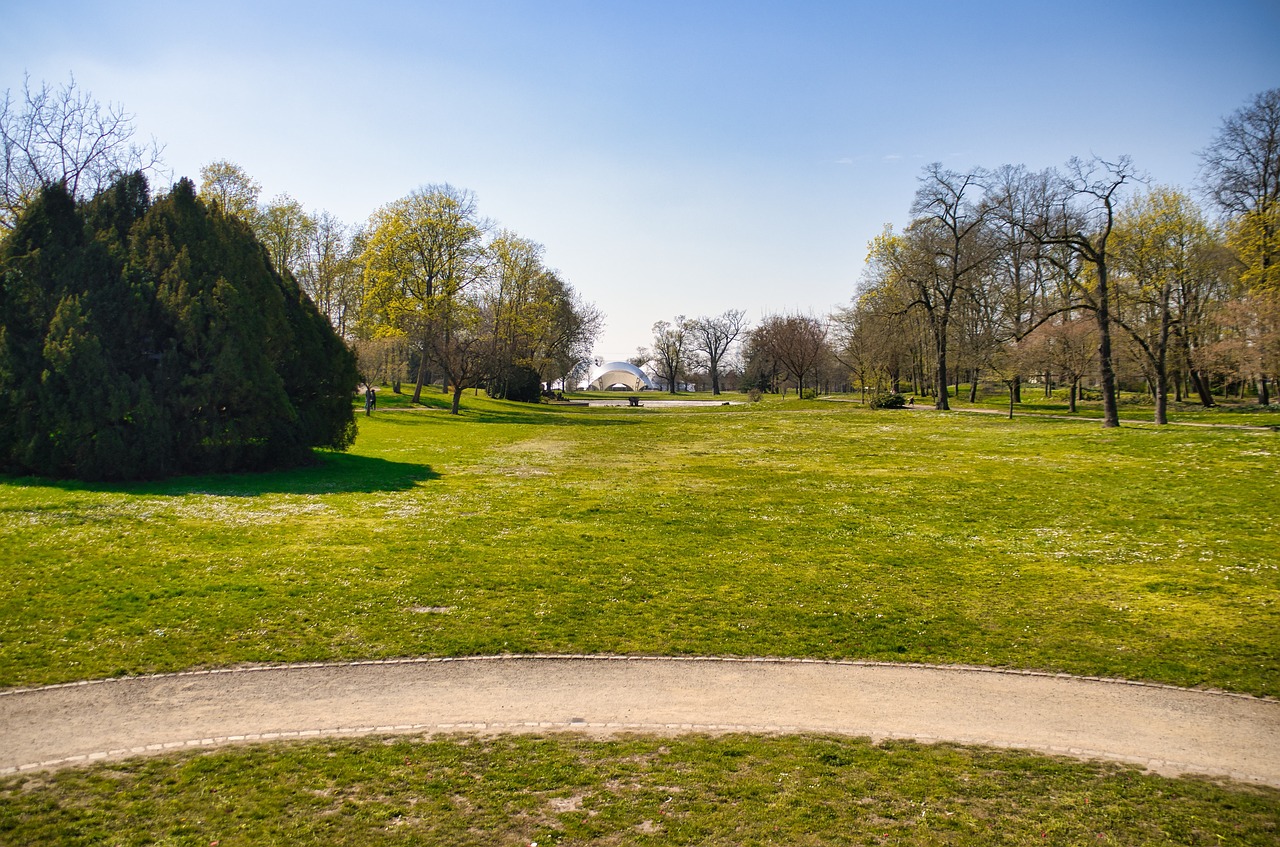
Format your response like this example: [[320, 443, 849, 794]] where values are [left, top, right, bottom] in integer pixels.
[[1, 653, 1271, 701]]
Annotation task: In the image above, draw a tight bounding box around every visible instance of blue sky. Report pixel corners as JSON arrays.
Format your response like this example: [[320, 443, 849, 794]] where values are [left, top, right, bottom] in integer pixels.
[[3, 0, 1277, 359]]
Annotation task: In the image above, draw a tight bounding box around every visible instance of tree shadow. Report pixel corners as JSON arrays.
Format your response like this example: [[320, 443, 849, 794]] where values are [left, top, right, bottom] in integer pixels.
[[0, 451, 439, 497]]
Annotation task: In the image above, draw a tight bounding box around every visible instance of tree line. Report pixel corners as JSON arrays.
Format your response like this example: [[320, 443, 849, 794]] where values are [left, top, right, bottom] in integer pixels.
[[637, 90, 1279, 425], [193, 164, 603, 415], [4, 74, 1275, 441], [837, 90, 1278, 426]]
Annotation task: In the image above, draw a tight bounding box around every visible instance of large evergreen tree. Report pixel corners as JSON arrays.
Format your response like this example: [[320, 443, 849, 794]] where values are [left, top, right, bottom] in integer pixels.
[[0, 175, 357, 480]]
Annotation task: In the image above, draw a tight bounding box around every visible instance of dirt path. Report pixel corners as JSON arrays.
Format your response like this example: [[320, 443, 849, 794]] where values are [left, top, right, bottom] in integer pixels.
[[3, 656, 1277, 786]]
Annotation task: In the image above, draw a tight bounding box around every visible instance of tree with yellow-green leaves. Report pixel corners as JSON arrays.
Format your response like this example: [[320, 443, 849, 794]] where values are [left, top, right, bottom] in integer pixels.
[[484, 231, 602, 398], [359, 184, 489, 405], [197, 159, 261, 223], [1111, 187, 1231, 422]]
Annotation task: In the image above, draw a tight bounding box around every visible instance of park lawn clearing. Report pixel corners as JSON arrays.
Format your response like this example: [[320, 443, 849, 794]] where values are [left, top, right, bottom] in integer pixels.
[[2, 733, 1277, 845], [1, 393, 1277, 695]]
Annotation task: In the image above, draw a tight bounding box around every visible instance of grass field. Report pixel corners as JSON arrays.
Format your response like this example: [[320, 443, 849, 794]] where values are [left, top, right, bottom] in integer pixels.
[[2, 391, 1276, 694], [2, 391, 1277, 843], [898, 382, 1280, 428], [4, 734, 1278, 846]]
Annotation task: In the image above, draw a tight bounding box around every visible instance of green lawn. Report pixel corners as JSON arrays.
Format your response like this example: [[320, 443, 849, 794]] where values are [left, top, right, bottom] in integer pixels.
[[2, 392, 1277, 694], [3, 392, 1279, 843], [898, 383, 1280, 428], [4, 734, 1277, 846]]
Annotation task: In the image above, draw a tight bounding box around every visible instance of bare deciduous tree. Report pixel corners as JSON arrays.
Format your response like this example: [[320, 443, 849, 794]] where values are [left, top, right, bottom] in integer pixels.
[[1, 74, 164, 230], [689, 309, 747, 395]]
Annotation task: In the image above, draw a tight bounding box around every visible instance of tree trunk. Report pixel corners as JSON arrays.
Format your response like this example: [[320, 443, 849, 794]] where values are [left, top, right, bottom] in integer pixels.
[[968, 371, 978, 403], [1190, 369, 1215, 407], [1012, 374, 1022, 404], [1094, 265, 1120, 428], [450, 383, 464, 415], [1154, 373, 1168, 425], [934, 323, 950, 411], [1069, 378, 1079, 413], [1153, 289, 1172, 425], [1258, 375, 1270, 406], [411, 338, 429, 404]]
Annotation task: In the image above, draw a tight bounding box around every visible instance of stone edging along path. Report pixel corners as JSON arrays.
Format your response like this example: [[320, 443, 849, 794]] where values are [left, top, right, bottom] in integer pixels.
[[2, 655, 1278, 787]]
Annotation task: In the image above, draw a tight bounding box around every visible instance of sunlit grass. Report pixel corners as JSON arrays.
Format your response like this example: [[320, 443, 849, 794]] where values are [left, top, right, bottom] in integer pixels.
[[897, 382, 1280, 427], [3, 392, 1276, 694], [3, 734, 1277, 846]]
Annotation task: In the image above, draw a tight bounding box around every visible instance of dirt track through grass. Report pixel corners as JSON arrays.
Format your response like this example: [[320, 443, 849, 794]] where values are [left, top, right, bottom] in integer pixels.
[[4, 657, 1279, 786]]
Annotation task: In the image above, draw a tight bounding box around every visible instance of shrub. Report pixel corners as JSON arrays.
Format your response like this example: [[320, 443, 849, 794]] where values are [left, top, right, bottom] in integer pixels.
[[869, 392, 907, 409], [801, 388, 818, 400], [486, 363, 543, 402], [748, 388, 763, 403], [0, 177, 358, 480]]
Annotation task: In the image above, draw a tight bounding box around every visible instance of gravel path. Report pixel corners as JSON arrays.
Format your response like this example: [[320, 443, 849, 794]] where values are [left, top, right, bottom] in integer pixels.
[[3, 656, 1277, 786]]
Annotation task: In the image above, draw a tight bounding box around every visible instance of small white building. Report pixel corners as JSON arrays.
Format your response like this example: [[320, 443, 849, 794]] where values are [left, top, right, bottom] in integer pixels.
[[586, 361, 655, 391]]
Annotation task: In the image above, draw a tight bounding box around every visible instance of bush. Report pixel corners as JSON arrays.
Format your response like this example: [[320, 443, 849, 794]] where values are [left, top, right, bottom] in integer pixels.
[[748, 388, 763, 403], [0, 177, 358, 480], [801, 388, 818, 400], [486, 363, 543, 403], [869, 392, 907, 409]]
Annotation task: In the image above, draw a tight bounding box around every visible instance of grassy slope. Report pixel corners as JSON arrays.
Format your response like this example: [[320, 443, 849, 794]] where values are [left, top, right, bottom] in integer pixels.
[[2, 393, 1276, 694]]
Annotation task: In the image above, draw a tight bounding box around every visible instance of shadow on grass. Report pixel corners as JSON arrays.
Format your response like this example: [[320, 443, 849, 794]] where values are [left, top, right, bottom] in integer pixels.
[[0, 451, 439, 497]]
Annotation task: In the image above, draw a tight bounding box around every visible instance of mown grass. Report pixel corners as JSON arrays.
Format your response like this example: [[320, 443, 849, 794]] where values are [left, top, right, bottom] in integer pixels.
[[3, 734, 1277, 846], [2, 392, 1277, 694], [899, 383, 1280, 427]]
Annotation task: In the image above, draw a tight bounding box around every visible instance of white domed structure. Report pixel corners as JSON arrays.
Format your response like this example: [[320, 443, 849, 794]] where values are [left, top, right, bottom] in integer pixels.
[[587, 361, 655, 391]]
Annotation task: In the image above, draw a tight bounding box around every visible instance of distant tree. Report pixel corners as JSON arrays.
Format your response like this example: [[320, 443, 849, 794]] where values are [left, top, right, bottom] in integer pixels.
[[1200, 89, 1280, 402], [360, 184, 489, 404], [986, 164, 1057, 401], [1020, 156, 1141, 428], [353, 336, 410, 392], [197, 159, 261, 223], [750, 313, 828, 396], [0, 74, 164, 230], [1025, 317, 1096, 413], [1200, 88, 1280, 290], [875, 164, 995, 410], [257, 193, 315, 279], [298, 211, 362, 336], [1111, 188, 1228, 422], [425, 288, 490, 415], [649, 317, 694, 393], [689, 309, 747, 395]]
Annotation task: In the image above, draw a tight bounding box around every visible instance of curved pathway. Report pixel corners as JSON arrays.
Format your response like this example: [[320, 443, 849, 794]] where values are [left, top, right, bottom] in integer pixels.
[[2, 656, 1278, 786]]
